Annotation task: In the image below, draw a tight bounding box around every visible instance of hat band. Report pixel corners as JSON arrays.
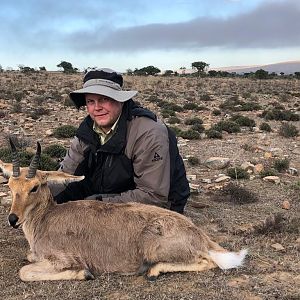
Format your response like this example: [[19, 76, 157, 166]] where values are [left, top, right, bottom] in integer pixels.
[[83, 79, 122, 91]]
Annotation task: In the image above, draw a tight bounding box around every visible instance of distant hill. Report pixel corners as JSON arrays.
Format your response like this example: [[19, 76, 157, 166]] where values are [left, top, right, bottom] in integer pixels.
[[211, 61, 300, 75]]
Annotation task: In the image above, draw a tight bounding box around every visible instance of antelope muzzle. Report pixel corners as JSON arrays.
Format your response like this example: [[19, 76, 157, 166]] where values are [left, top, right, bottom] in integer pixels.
[[8, 213, 20, 229]]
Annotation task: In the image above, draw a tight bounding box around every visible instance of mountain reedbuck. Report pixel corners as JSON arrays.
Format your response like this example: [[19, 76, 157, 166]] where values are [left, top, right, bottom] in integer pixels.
[[1, 139, 247, 281]]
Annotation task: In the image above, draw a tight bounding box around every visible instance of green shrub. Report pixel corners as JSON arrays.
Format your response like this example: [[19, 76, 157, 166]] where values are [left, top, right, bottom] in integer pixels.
[[184, 117, 203, 125], [161, 109, 176, 118], [0, 147, 58, 170], [260, 168, 278, 177], [179, 130, 200, 140], [214, 183, 258, 204], [53, 125, 77, 138], [44, 144, 67, 158], [273, 158, 290, 173], [188, 156, 199, 166], [64, 98, 75, 107], [191, 123, 205, 133], [200, 94, 212, 101], [259, 122, 272, 132], [230, 115, 256, 127], [27, 108, 50, 119], [212, 121, 241, 133], [183, 102, 199, 110], [279, 123, 299, 138], [206, 129, 222, 139], [227, 167, 250, 179], [261, 109, 300, 121], [11, 102, 22, 113], [168, 116, 181, 124], [168, 126, 182, 136], [212, 109, 221, 116]]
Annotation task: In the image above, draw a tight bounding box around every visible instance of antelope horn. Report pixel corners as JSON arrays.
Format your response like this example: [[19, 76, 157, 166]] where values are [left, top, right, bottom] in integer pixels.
[[9, 137, 20, 178], [26, 142, 41, 179]]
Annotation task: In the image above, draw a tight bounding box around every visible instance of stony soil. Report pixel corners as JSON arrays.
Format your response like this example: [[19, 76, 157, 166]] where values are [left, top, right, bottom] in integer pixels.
[[0, 72, 299, 300]]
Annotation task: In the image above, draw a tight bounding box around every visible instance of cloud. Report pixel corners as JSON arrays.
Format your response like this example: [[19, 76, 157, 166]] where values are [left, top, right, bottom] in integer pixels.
[[65, 0, 300, 52], [1, 0, 299, 54]]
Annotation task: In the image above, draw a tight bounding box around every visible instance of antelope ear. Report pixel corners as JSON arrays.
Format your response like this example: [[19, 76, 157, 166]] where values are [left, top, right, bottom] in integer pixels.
[[0, 160, 13, 178], [39, 170, 85, 184]]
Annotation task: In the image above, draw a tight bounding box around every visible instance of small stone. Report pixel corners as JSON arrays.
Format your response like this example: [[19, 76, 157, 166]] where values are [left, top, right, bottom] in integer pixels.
[[201, 178, 212, 184], [288, 167, 298, 176], [45, 129, 53, 136], [0, 176, 8, 184], [263, 176, 280, 184], [281, 200, 290, 210], [254, 164, 264, 174], [264, 152, 272, 159], [1, 196, 11, 206], [186, 174, 197, 181], [214, 175, 231, 183], [205, 157, 230, 170], [271, 243, 285, 251]]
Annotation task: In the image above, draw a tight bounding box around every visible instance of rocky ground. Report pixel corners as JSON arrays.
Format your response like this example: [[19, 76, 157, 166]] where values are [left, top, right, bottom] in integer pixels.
[[0, 72, 299, 299]]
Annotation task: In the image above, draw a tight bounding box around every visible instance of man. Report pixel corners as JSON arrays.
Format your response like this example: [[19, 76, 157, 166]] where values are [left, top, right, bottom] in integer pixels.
[[51, 68, 190, 213]]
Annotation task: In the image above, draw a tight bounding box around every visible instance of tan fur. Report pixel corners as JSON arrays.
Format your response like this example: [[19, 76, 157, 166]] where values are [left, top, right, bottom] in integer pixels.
[[1, 160, 240, 281]]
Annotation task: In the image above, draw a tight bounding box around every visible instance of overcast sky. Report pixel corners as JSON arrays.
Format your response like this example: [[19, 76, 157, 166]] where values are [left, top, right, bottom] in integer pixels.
[[0, 0, 299, 72]]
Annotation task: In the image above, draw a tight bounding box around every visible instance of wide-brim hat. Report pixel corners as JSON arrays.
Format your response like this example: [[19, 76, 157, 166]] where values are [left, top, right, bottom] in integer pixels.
[[70, 68, 138, 108]]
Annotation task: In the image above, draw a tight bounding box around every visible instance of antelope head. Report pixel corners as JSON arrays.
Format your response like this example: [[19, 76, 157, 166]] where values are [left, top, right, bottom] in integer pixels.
[[0, 138, 84, 229]]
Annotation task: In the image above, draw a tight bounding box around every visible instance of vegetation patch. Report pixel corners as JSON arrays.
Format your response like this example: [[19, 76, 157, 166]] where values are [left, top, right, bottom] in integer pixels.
[[53, 125, 77, 138]]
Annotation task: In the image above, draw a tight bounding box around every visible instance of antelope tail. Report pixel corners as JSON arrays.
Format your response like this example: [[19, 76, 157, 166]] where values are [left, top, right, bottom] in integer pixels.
[[208, 249, 248, 270]]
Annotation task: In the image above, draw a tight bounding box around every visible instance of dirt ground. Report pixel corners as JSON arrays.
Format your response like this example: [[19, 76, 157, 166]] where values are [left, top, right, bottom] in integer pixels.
[[0, 72, 299, 299]]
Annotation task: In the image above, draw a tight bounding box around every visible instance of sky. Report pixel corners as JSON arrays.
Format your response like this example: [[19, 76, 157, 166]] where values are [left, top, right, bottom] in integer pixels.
[[0, 0, 299, 72]]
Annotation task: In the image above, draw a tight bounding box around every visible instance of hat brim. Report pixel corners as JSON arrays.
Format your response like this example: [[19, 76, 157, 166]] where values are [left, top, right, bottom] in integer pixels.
[[70, 86, 138, 108]]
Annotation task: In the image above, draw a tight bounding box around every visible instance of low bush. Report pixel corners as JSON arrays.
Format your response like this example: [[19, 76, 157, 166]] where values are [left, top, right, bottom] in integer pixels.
[[230, 115, 256, 127], [191, 123, 205, 133], [259, 122, 272, 132], [53, 125, 77, 138], [273, 158, 290, 173], [161, 109, 176, 118], [44, 144, 67, 158], [214, 183, 258, 204], [227, 167, 250, 179], [184, 117, 203, 125], [183, 102, 199, 110], [206, 129, 222, 139], [179, 129, 200, 140], [187, 156, 199, 166], [259, 168, 278, 177], [279, 123, 299, 138], [212, 109, 221, 116], [212, 120, 241, 133], [168, 116, 181, 124]]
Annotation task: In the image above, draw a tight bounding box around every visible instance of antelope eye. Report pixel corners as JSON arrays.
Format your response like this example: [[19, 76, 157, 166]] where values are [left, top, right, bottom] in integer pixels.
[[30, 185, 39, 193]]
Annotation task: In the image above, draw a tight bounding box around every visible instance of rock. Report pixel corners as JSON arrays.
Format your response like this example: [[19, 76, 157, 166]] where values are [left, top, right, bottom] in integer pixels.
[[264, 151, 272, 159], [281, 200, 290, 210], [271, 243, 285, 251], [201, 178, 212, 184], [186, 174, 197, 181], [288, 167, 298, 176], [270, 147, 284, 157], [1, 196, 11, 206], [254, 164, 264, 174], [0, 192, 8, 197], [45, 129, 53, 136], [0, 176, 8, 184], [214, 175, 231, 183], [189, 183, 202, 194], [204, 157, 230, 170], [241, 162, 255, 172], [263, 176, 280, 184]]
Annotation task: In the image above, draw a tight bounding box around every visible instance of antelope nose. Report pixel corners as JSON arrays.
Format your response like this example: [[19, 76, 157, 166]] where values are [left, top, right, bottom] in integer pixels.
[[8, 214, 19, 228]]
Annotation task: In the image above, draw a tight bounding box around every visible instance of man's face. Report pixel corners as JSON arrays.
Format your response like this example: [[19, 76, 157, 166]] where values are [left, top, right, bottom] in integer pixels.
[[85, 94, 123, 132]]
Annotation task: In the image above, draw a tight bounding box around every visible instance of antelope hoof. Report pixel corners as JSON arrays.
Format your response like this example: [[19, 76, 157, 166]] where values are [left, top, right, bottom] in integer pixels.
[[84, 269, 95, 280], [146, 275, 158, 281]]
